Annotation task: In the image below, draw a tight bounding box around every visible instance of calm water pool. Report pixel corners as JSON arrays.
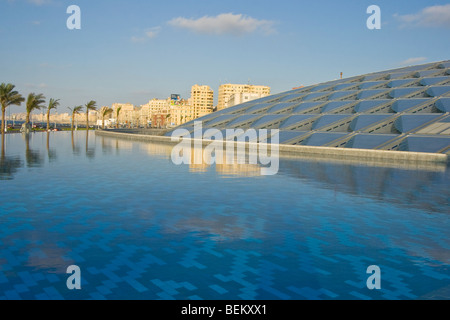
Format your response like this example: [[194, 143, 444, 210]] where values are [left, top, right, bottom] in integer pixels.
[[0, 131, 449, 300]]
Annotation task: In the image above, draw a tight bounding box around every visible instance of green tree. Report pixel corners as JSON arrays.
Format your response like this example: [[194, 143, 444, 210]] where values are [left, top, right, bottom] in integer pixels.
[[0, 83, 25, 136], [69, 105, 83, 131], [85, 100, 97, 131], [46, 98, 60, 131], [100, 106, 113, 129], [25, 93, 46, 125]]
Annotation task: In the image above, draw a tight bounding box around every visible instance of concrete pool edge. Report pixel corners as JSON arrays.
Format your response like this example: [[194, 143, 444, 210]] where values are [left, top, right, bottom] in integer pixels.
[[95, 130, 449, 165]]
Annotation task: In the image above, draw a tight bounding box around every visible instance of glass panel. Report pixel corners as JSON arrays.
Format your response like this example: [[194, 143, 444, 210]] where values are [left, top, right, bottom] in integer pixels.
[[292, 102, 324, 114], [321, 101, 355, 113], [359, 81, 387, 89], [302, 92, 330, 101], [328, 90, 358, 100], [387, 79, 417, 88], [301, 132, 348, 146], [345, 134, 400, 149], [436, 98, 450, 112], [309, 84, 334, 92], [267, 102, 299, 114], [426, 86, 450, 97], [419, 77, 450, 86], [399, 136, 450, 153], [205, 114, 239, 127], [279, 115, 318, 129], [225, 114, 262, 127], [277, 130, 309, 144], [278, 93, 305, 102], [438, 62, 450, 69], [354, 100, 391, 113], [386, 72, 411, 80], [394, 114, 442, 133], [349, 115, 394, 131], [251, 114, 289, 128], [312, 115, 352, 130], [357, 89, 390, 100], [334, 83, 358, 90], [391, 99, 430, 112], [245, 103, 277, 114], [389, 87, 424, 98]]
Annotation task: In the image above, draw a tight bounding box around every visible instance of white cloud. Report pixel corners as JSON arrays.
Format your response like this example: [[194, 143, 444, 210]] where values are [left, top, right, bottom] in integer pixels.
[[27, 0, 53, 5], [400, 57, 427, 66], [131, 26, 161, 43], [145, 26, 161, 39], [395, 4, 450, 28], [168, 13, 276, 36]]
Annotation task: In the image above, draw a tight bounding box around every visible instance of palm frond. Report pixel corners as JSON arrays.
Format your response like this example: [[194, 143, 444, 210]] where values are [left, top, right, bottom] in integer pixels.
[[48, 98, 60, 111], [26, 93, 46, 113], [85, 100, 97, 111], [0, 83, 25, 111]]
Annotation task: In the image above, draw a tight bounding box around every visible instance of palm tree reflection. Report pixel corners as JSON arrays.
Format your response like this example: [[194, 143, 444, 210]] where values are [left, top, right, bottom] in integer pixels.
[[85, 130, 95, 159], [46, 131, 57, 162], [71, 131, 81, 155], [0, 134, 23, 180], [23, 133, 43, 168]]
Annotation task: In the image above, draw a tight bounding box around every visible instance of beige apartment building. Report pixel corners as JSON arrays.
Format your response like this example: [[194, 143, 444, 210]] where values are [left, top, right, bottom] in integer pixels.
[[191, 84, 214, 114], [112, 103, 138, 127], [217, 84, 271, 111]]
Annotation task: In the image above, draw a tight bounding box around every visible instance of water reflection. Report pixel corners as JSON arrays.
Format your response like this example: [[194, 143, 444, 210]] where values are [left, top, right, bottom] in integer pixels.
[[46, 132, 57, 162], [71, 131, 81, 155], [0, 134, 23, 180], [23, 133, 43, 168], [85, 130, 95, 159]]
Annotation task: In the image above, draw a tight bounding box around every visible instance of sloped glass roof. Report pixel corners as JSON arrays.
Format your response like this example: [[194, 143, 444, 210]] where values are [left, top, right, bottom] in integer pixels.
[[165, 60, 450, 154]]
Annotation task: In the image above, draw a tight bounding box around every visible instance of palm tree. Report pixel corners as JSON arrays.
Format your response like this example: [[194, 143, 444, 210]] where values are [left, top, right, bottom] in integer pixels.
[[115, 106, 122, 129], [100, 106, 113, 129], [46, 98, 60, 131], [25, 93, 46, 127], [69, 106, 83, 131], [0, 83, 25, 136], [85, 100, 97, 131]]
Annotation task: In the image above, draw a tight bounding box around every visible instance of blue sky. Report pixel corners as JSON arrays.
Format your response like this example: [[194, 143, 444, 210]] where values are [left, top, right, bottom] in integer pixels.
[[1, 0, 449, 113]]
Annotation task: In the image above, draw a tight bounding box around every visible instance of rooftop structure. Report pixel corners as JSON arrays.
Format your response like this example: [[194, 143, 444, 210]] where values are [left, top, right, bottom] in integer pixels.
[[167, 60, 450, 155]]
